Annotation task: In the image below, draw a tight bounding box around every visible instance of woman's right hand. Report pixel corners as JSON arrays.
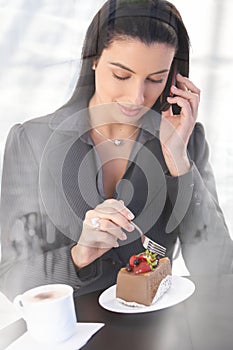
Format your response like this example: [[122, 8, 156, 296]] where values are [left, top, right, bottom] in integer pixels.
[[71, 199, 135, 269]]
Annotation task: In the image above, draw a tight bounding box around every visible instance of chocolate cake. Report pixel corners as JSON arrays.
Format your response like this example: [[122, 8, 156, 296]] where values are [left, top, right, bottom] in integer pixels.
[[116, 251, 172, 307]]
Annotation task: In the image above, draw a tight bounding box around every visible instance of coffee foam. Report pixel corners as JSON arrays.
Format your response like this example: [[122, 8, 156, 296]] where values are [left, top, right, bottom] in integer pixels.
[[26, 287, 69, 303]]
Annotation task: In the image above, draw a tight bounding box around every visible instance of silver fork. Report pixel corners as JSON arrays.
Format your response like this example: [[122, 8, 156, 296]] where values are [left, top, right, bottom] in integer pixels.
[[131, 222, 166, 257]]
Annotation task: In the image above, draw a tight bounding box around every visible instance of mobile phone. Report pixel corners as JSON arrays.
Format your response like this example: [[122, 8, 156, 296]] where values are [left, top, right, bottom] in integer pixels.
[[160, 64, 180, 115], [170, 65, 181, 115]]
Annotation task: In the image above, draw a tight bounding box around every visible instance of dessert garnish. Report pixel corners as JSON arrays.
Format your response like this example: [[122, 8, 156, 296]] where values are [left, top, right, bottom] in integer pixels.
[[126, 250, 160, 274]]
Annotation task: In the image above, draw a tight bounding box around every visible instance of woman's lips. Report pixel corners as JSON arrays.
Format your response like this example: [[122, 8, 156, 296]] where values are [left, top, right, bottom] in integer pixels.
[[117, 103, 143, 117]]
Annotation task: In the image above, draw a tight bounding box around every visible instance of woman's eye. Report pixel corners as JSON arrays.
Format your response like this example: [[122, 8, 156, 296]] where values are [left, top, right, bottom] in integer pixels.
[[112, 73, 129, 81], [147, 78, 163, 84], [112, 72, 164, 83]]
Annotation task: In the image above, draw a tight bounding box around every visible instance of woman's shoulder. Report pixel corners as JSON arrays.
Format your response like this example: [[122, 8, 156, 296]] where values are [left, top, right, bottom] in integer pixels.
[[189, 121, 207, 147], [5, 113, 57, 162], [23, 112, 55, 133], [188, 121, 209, 165], [11, 105, 76, 137], [8, 111, 61, 145], [8, 113, 53, 135], [193, 121, 205, 137]]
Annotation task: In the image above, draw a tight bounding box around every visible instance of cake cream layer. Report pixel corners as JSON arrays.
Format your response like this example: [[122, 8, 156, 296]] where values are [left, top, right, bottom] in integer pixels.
[[116, 257, 172, 306]]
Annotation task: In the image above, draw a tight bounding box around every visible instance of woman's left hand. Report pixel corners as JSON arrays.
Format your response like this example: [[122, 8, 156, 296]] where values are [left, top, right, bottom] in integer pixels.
[[160, 73, 201, 176]]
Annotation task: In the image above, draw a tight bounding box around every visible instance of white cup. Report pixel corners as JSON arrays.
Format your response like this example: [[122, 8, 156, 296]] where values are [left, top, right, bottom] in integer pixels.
[[14, 284, 77, 343]]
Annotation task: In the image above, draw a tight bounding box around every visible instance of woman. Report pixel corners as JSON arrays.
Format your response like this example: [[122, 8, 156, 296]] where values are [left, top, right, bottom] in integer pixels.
[[0, 0, 232, 300]]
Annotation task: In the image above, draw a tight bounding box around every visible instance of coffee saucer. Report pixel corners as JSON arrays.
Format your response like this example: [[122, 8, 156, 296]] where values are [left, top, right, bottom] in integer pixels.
[[5, 322, 104, 349]]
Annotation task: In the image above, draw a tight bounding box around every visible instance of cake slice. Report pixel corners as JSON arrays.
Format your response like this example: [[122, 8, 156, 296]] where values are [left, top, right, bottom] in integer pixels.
[[116, 251, 172, 306]]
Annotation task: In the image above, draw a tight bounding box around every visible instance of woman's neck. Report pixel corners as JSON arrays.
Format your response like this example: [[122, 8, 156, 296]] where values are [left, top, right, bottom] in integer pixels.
[[88, 98, 139, 139]]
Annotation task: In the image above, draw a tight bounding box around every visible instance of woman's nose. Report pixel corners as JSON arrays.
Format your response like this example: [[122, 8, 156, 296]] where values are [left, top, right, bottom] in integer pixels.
[[128, 81, 145, 106]]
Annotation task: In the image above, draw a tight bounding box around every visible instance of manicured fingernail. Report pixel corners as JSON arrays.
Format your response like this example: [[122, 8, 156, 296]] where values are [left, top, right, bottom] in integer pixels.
[[127, 212, 135, 220], [121, 233, 127, 240], [127, 223, 135, 231]]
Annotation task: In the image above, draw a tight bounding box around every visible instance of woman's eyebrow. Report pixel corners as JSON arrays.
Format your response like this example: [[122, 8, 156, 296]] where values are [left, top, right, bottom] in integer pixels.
[[108, 61, 169, 75]]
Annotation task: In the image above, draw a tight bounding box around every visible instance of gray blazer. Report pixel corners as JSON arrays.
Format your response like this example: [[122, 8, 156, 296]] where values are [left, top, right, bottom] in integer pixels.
[[0, 109, 232, 300]]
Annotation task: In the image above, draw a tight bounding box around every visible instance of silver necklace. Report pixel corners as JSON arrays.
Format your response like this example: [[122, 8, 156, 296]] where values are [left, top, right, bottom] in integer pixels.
[[93, 126, 140, 146]]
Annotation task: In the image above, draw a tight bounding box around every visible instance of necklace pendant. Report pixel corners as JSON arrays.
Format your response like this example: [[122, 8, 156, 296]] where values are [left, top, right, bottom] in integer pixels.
[[114, 139, 122, 146]]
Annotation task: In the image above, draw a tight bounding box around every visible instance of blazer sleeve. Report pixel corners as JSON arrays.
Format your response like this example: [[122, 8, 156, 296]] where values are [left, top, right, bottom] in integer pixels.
[[0, 124, 117, 300], [165, 122, 233, 275]]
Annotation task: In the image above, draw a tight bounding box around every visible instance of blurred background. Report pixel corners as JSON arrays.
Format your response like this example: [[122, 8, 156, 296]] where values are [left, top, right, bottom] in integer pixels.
[[0, 0, 233, 330]]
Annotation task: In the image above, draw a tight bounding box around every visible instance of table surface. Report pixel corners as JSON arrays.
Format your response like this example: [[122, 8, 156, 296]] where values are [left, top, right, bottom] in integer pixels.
[[1, 275, 233, 350]]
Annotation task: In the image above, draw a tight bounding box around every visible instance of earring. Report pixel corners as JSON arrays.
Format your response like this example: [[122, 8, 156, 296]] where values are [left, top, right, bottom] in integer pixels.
[[92, 63, 96, 70]]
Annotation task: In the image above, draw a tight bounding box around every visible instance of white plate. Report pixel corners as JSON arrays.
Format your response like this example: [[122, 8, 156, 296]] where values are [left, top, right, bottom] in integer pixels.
[[99, 275, 195, 314]]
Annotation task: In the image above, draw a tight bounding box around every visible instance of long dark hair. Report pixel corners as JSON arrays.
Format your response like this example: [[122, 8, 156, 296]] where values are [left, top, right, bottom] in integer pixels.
[[61, 0, 190, 113]]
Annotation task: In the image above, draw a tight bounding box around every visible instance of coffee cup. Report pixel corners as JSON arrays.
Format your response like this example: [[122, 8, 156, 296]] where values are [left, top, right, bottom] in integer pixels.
[[14, 284, 77, 343]]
